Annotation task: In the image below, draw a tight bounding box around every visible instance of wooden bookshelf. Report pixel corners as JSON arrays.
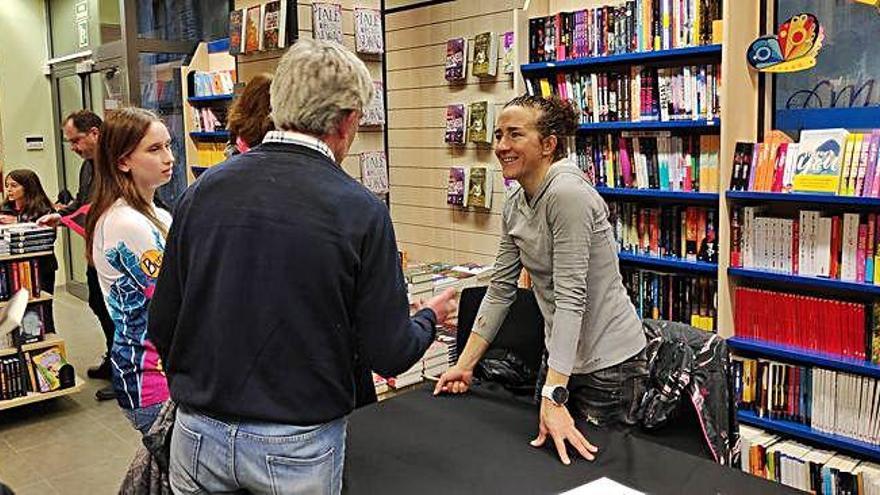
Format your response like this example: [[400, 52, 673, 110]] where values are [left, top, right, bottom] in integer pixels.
[[0, 251, 54, 262], [0, 378, 85, 412], [0, 292, 53, 310], [0, 334, 65, 358]]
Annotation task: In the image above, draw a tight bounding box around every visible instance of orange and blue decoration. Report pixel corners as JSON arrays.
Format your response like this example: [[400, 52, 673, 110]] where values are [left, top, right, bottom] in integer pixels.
[[747, 13, 825, 73]]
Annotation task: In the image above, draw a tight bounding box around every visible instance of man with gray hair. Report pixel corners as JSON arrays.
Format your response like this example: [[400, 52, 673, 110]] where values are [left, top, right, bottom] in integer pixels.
[[148, 38, 456, 494]]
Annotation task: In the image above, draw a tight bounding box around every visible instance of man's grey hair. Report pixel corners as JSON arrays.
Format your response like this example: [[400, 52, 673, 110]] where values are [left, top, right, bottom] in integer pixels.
[[270, 38, 374, 136]]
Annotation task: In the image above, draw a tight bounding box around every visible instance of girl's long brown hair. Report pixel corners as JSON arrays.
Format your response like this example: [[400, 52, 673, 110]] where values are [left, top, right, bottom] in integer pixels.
[[4, 169, 55, 220], [227, 73, 274, 148], [85, 107, 170, 264]]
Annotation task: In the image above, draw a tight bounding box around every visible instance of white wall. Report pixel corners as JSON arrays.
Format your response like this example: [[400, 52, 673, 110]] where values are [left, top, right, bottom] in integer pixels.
[[0, 0, 68, 282]]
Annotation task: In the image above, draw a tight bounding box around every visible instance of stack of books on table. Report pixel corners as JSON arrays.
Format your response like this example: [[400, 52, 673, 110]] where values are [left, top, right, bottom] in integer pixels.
[[404, 261, 493, 303], [0, 224, 56, 256]]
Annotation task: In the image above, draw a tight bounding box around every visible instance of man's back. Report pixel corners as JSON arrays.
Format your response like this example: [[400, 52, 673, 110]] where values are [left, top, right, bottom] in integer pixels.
[[148, 142, 437, 425]]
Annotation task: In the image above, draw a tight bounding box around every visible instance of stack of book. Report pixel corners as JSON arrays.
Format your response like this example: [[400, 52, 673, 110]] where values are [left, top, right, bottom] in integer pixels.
[[404, 262, 493, 303], [0, 224, 56, 256], [740, 425, 880, 493], [731, 208, 879, 283], [735, 359, 880, 446], [735, 287, 877, 363], [526, 64, 721, 124], [578, 133, 719, 192], [373, 373, 389, 395], [527, 0, 723, 63], [621, 268, 716, 331], [0, 356, 29, 400], [608, 202, 718, 262], [422, 340, 451, 380], [730, 129, 880, 197]]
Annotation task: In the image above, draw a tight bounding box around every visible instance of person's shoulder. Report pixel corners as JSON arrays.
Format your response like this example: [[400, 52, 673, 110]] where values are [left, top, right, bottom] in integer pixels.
[[101, 201, 153, 234]]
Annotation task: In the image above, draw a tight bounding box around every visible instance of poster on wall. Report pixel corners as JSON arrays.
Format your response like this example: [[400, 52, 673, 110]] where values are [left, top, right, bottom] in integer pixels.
[[747, 13, 825, 73], [75, 0, 89, 48]]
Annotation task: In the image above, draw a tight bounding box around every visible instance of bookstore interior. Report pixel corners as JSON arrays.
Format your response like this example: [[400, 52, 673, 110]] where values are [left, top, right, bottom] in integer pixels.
[[1, 0, 880, 493]]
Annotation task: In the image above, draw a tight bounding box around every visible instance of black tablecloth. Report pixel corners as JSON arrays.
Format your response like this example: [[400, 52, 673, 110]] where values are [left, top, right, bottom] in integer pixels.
[[344, 384, 799, 495]]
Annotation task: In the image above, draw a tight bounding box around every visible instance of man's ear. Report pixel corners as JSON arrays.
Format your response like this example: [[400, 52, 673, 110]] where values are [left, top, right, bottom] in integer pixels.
[[542, 135, 558, 158]]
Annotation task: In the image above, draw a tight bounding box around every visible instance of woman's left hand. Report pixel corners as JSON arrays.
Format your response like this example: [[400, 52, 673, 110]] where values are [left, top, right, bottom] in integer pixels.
[[0, 214, 17, 225]]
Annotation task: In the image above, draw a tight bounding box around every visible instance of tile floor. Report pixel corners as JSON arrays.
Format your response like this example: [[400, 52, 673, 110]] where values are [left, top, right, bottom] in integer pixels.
[[0, 290, 140, 494]]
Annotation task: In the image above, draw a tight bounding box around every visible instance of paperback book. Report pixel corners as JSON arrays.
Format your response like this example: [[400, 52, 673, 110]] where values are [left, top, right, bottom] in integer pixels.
[[360, 151, 389, 195], [444, 104, 466, 145], [467, 101, 494, 145], [354, 8, 383, 54], [445, 37, 467, 82], [312, 3, 343, 44], [472, 32, 498, 78]]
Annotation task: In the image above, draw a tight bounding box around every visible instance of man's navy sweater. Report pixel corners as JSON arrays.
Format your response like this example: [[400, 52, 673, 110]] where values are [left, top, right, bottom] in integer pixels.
[[147, 142, 436, 425]]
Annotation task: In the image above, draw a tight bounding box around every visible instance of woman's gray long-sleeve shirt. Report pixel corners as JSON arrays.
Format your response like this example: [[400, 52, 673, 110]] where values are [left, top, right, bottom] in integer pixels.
[[473, 160, 646, 375]]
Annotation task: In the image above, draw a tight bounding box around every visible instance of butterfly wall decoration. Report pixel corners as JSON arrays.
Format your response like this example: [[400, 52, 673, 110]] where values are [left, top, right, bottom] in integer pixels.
[[747, 13, 826, 73]]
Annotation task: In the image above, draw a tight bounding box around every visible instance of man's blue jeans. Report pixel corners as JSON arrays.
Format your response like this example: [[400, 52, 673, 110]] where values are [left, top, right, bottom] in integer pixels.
[[169, 405, 347, 495]]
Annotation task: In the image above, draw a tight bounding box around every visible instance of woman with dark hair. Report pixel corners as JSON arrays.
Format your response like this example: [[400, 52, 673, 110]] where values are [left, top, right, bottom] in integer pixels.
[[86, 107, 173, 435], [436, 95, 648, 465], [1, 169, 59, 331], [1, 169, 56, 223], [226, 73, 274, 155]]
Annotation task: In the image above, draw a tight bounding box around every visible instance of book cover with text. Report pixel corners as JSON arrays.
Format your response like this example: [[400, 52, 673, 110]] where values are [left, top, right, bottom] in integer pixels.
[[355, 8, 383, 54], [312, 3, 343, 44]]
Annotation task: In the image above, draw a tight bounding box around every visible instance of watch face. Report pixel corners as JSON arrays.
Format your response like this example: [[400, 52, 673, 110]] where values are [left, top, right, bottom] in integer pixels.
[[552, 386, 569, 405]]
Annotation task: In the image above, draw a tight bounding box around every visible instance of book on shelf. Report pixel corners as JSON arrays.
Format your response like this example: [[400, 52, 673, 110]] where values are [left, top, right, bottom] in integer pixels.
[[312, 3, 343, 44], [30, 346, 67, 392], [501, 31, 515, 74], [608, 202, 718, 262], [467, 101, 494, 145], [359, 81, 385, 127], [445, 104, 467, 145], [354, 8, 383, 55], [730, 207, 879, 284], [359, 151, 388, 196], [0, 355, 29, 400], [262, 0, 289, 51], [445, 38, 468, 82], [739, 424, 879, 493], [620, 268, 716, 331], [734, 286, 878, 363], [527, 0, 723, 63], [732, 129, 880, 198], [472, 32, 498, 78], [577, 132, 719, 192], [734, 358, 880, 447], [525, 64, 720, 124], [244, 4, 264, 53], [466, 166, 493, 210], [447, 166, 467, 206], [228, 9, 244, 55], [190, 70, 235, 97]]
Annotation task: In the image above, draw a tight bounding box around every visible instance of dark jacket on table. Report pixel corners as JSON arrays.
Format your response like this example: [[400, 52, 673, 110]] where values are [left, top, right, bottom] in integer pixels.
[[147, 141, 437, 425]]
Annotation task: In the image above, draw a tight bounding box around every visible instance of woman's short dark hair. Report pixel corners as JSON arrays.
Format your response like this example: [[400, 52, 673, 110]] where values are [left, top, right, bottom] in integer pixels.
[[227, 73, 275, 148], [503, 95, 578, 161]]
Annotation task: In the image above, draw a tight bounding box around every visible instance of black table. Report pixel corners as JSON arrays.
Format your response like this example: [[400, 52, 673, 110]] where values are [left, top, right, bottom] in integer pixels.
[[345, 384, 799, 495]]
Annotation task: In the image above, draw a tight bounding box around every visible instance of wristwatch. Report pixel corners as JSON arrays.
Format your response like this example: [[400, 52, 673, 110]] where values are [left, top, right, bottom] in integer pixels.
[[541, 385, 569, 406]]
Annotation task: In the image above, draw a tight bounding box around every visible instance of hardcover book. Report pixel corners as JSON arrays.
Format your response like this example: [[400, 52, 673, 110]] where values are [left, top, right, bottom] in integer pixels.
[[467, 101, 494, 145], [354, 8, 383, 54], [444, 104, 466, 145], [244, 5, 263, 53], [472, 32, 498, 78], [262, 0, 285, 51], [501, 31, 515, 74], [793, 129, 850, 194], [360, 151, 388, 195], [466, 166, 493, 209], [359, 81, 385, 127], [228, 10, 244, 55], [445, 37, 467, 82], [312, 3, 343, 44], [447, 166, 467, 206]]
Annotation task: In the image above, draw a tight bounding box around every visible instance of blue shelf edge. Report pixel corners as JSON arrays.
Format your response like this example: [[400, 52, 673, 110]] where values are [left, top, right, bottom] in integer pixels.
[[617, 252, 718, 274], [727, 337, 880, 379], [728, 267, 880, 295], [776, 107, 880, 132], [737, 411, 880, 461], [578, 118, 720, 131], [521, 44, 722, 72], [726, 190, 880, 208], [188, 94, 234, 103], [189, 131, 230, 140], [207, 38, 230, 54], [595, 187, 719, 202]]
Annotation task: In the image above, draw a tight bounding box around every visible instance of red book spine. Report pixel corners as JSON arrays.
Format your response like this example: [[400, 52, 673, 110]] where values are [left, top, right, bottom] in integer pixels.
[[30, 259, 40, 298], [11, 262, 20, 293]]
